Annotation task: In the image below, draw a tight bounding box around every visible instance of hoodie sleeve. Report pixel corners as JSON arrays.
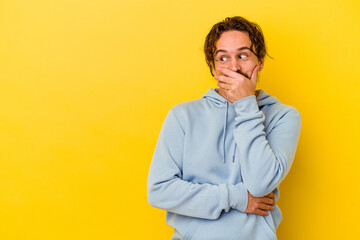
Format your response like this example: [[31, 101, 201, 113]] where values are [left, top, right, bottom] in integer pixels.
[[147, 108, 249, 220], [232, 95, 302, 197]]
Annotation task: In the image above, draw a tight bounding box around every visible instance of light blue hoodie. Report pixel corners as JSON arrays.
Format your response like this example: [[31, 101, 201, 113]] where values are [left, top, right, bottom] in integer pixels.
[[147, 88, 302, 240]]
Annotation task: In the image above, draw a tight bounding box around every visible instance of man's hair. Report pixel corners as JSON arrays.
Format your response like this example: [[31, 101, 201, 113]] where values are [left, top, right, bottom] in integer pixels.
[[204, 16, 269, 76]]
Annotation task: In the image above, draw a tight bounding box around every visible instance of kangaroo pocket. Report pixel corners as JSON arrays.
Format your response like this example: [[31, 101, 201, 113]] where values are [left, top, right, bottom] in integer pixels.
[[256, 215, 277, 240], [171, 210, 278, 240], [167, 213, 199, 240]]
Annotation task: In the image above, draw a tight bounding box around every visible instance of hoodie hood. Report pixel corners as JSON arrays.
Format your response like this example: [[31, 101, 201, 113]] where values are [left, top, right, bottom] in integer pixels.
[[202, 88, 279, 163], [202, 88, 279, 107]]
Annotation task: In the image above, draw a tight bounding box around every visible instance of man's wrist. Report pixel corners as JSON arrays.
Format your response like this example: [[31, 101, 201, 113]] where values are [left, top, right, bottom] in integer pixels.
[[227, 183, 249, 212]]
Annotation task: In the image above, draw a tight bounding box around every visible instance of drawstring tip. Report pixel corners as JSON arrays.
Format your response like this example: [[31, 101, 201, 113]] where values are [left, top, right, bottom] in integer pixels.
[[232, 156, 235, 162], [222, 157, 225, 163]]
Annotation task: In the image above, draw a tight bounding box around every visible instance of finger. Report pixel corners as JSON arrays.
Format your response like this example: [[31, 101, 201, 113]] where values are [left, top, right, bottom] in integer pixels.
[[254, 209, 269, 216], [218, 67, 242, 79], [265, 192, 276, 199], [250, 65, 259, 84], [214, 74, 232, 84], [260, 203, 275, 211], [261, 197, 276, 205]]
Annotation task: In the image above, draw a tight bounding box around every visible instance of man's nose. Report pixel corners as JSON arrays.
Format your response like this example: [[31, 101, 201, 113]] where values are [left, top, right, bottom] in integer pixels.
[[229, 57, 241, 72]]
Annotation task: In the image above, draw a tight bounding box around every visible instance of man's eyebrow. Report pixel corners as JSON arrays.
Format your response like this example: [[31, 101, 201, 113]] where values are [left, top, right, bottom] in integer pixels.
[[215, 47, 253, 55]]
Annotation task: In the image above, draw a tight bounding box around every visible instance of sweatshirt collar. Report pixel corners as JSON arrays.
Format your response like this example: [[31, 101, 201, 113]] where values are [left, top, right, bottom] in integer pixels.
[[202, 88, 278, 107]]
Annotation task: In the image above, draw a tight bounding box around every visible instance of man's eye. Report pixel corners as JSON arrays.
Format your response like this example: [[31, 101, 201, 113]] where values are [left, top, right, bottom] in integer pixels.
[[219, 57, 227, 61], [239, 54, 247, 59]]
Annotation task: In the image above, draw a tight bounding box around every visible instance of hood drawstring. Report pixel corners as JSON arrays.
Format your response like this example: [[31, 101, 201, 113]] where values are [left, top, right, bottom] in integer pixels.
[[233, 143, 237, 163], [222, 101, 237, 163], [222, 101, 228, 163]]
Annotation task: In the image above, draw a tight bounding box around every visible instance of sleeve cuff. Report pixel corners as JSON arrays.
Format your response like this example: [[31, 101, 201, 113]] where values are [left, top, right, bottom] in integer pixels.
[[227, 183, 249, 212], [232, 95, 259, 115]]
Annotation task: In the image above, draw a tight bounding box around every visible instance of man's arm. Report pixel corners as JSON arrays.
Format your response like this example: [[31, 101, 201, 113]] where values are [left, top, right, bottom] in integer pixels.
[[147, 108, 249, 220], [232, 95, 302, 197]]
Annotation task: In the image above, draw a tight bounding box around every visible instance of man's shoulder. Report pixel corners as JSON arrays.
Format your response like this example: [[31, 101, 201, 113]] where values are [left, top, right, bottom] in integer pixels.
[[259, 91, 300, 118], [170, 98, 207, 115], [263, 101, 302, 127], [272, 102, 301, 118], [162, 98, 206, 128]]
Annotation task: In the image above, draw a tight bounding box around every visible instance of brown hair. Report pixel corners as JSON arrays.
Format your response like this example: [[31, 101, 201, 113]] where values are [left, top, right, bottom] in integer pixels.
[[204, 16, 270, 76]]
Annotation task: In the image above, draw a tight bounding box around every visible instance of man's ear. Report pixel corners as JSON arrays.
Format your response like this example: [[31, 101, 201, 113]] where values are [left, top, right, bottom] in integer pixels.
[[210, 63, 216, 76], [258, 58, 265, 71]]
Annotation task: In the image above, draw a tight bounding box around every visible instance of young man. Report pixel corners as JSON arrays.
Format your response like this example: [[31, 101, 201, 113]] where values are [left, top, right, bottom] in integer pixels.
[[147, 16, 302, 240]]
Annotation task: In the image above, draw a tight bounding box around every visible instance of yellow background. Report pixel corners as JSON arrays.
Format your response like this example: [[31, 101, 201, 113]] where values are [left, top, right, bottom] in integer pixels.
[[0, 0, 359, 239]]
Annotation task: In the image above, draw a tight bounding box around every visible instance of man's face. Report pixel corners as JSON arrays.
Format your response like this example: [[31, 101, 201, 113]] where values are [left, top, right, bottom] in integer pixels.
[[212, 30, 264, 79]]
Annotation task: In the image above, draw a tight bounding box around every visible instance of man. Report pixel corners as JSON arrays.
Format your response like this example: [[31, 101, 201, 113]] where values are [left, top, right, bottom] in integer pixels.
[[147, 16, 302, 240]]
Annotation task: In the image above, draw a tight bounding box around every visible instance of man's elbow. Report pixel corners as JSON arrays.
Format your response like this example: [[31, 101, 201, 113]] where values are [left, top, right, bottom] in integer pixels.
[[147, 191, 157, 208], [246, 185, 272, 197], [147, 182, 162, 208], [244, 179, 278, 197], [147, 180, 173, 210], [243, 163, 286, 197]]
